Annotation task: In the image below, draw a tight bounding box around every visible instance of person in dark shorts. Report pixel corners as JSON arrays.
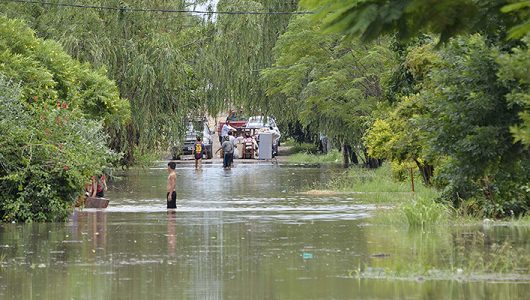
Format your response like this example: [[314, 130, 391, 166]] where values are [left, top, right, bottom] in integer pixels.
[[167, 162, 177, 209], [193, 137, 205, 170]]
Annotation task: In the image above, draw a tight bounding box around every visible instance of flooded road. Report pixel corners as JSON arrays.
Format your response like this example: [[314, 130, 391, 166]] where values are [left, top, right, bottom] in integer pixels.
[[0, 163, 529, 299]]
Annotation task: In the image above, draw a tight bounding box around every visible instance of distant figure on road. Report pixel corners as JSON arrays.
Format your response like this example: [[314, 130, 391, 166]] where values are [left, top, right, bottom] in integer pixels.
[[193, 136, 205, 170], [220, 120, 236, 144], [216, 136, 234, 169], [167, 162, 177, 209]]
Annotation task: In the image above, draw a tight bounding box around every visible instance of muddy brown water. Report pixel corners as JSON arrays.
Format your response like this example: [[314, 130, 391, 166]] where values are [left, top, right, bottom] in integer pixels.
[[0, 163, 529, 299]]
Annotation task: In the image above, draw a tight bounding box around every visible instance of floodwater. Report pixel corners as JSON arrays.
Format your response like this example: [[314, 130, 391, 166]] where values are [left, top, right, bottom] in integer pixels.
[[0, 162, 529, 299]]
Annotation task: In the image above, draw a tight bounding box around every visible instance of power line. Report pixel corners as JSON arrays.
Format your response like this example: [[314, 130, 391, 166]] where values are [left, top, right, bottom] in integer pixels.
[[0, 0, 313, 15]]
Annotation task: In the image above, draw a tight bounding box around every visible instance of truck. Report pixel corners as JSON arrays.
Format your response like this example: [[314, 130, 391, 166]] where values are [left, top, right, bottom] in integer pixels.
[[174, 118, 213, 159]]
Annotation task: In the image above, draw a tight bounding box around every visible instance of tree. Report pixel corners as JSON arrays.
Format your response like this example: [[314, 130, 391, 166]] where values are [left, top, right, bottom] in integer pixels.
[[261, 15, 396, 166], [300, 0, 527, 43], [0, 1, 209, 163], [418, 35, 529, 216], [0, 16, 127, 222], [364, 37, 440, 185]]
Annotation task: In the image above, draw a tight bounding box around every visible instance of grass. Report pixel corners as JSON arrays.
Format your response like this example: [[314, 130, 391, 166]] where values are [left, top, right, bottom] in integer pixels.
[[400, 196, 450, 228], [289, 143, 320, 155], [328, 164, 440, 202], [292, 153, 530, 227], [323, 164, 449, 227], [288, 150, 342, 164]]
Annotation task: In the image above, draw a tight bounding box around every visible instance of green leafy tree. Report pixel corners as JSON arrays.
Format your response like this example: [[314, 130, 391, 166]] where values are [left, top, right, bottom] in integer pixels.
[[300, 0, 527, 43], [497, 37, 530, 146], [0, 77, 117, 222], [261, 15, 396, 166], [364, 37, 440, 184], [418, 35, 529, 216], [0, 16, 130, 128], [0, 16, 127, 222]]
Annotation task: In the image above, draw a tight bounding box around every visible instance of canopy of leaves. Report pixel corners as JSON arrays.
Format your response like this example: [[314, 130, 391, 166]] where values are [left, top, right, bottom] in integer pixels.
[[0, 16, 127, 222], [366, 34, 529, 217], [0, 16, 130, 127], [0, 0, 299, 162], [300, 0, 528, 43], [261, 15, 396, 148]]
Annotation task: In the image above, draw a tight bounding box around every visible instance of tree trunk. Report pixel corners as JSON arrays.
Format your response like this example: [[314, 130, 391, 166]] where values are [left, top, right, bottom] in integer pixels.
[[363, 149, 381, 169], [350, 148, 359, 165], [342, 143, 350, 168], [414, 159, 434, 186]]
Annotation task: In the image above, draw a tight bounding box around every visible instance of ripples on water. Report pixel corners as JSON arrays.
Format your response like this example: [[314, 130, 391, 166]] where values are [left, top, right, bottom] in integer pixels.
[[0, 163, 529, 299]]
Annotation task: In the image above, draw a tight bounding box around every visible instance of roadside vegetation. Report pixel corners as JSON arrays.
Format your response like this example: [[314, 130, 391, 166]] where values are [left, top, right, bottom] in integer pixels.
[[265, 1, 529, 219], [288, 150, 342, 164], [0, 17, 128, 222], [0, 0, 529, 223]]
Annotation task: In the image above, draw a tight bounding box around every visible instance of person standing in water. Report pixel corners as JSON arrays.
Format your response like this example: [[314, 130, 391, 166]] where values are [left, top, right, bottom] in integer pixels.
[[193, 136, 205, 170], [167, 162, 177, 209], [216, 136, 234, 169]]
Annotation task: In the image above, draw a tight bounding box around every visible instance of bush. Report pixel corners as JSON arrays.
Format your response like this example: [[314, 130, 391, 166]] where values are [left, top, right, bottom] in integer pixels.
[[0, 16, 129, 222], [0, 15, 130, 140], [0, 77, 117, 222]]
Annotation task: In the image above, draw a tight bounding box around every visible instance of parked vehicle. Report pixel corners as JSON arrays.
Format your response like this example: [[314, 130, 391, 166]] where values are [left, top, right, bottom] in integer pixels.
[[217, 112, 248, 135], [174, 118, 213, 159], [244, 116, 281, 150], [245, 116, 279, 131]]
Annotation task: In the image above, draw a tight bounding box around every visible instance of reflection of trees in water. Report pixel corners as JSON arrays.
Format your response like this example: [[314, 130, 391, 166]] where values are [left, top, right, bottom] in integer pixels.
[[362, 225, 530, 276], [189, 211, 224, 299]]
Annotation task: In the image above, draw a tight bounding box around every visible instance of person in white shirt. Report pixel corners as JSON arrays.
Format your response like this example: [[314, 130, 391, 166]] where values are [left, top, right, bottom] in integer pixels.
[[220, 120, 236, 144], [269, 126, 281, 156]]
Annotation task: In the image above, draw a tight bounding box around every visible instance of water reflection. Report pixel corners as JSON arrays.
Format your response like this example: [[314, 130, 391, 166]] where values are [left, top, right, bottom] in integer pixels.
[[166, 211, 177, 257], [0, 164, 529, 299]]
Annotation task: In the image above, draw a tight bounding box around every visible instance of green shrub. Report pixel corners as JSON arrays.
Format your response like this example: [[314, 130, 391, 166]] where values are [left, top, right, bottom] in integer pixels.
[[0, 15, 130, 139], [0, 77, 118, 222]]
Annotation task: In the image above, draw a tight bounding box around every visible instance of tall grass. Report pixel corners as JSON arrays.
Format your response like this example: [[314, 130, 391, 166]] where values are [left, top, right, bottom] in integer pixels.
[[328, 164, 440, 204], [401, 197, 450, 228], [288, 150, 342, 164], [325, 164, 449, 227]]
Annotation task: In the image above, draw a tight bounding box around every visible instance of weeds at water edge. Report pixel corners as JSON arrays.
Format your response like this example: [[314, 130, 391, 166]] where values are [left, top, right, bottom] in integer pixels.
[[401, 197, 451, 228], [288, 150, 342, 164]]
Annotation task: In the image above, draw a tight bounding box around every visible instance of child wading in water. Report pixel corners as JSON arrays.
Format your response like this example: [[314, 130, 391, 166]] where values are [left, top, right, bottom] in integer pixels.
[[193, 137, 205, 170], [167, 162, 177, 209]]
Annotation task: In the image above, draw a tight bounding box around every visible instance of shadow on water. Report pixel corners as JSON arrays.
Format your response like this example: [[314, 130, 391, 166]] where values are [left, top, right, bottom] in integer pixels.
[[0, 163, 529, 299]]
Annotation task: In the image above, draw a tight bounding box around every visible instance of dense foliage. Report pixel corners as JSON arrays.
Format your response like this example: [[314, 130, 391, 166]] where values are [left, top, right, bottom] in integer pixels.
[[261, 15, 395, 166], [301, 0, 529, 42], [1, 0, 529, 219], [0, 77, 117, 222], [365, 35, 530, 216], [0, 16, 126, 222], [0, 0, 297, 164], [294, 1, 530, 217]]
